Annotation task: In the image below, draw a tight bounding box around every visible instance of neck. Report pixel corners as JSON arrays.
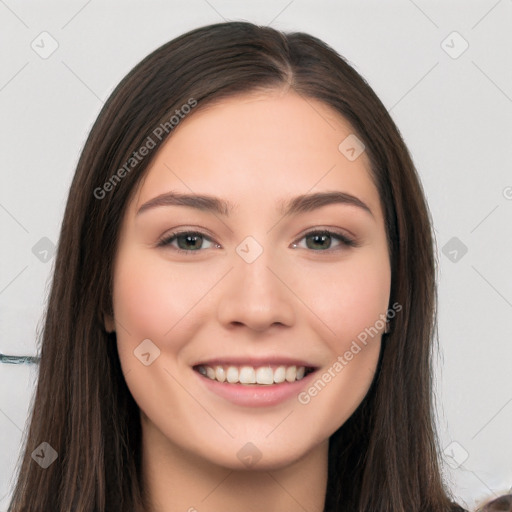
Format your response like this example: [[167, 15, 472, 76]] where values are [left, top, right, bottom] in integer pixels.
[[140, 415, 329, 512]]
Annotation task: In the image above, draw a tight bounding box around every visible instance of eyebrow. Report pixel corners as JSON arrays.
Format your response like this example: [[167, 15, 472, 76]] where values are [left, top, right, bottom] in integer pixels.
[[136, 190, 374, 218]]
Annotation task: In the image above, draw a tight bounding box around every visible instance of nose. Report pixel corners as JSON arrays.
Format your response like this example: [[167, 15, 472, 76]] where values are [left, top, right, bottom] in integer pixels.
[[216, 249, 296, 332]]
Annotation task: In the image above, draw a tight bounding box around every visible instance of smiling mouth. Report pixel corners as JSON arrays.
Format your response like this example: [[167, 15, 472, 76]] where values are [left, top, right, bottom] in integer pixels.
[[193, 364, 316, 385]]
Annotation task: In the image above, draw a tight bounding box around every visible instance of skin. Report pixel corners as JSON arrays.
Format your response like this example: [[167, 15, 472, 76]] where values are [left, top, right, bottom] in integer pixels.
[[105, 89, 391, 512]]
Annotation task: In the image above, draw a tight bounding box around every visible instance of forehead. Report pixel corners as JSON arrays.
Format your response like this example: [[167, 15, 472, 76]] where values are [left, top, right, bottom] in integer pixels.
[[130, 90, 382, 222]]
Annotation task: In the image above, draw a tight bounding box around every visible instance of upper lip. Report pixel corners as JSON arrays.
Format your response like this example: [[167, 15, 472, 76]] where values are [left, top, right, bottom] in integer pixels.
[[192, 356, 319, 369]]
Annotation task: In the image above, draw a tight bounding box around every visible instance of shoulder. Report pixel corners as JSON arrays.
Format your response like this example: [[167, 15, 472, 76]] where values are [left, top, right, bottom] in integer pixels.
[[477, 494, 512, 511]]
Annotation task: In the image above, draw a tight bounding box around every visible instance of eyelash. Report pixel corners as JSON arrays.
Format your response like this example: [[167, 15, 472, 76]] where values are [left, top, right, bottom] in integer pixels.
[[156, 228, 359, 255]]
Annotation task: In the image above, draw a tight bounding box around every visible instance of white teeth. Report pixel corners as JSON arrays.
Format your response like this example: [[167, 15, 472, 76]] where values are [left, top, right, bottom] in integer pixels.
[[273, 365, 286, 383], [256, 367, 274, 385], [285, 365, 297, 382], [226, 366, 239, 383], [197, 364, 311, 384], [239, 366, 256, 384], [215, 366, 226, 383]]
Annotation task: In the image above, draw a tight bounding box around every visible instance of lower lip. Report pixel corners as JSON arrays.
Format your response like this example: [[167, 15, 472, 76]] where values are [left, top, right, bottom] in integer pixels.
[[194, 369, 318, 407]]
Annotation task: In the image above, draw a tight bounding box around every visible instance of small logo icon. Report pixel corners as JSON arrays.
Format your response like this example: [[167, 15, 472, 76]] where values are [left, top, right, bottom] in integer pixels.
[[338, 134, 365, 161], [503, 186, 512, 200], [236, 236, 263, 264], [134, 339, 161, 366], [31, 441, 58, 469], [442, 237, 468, 263], [443, 441, 469, 469], [31, 31, 59, 59], [441, 31, 469, 59], [237, 442, 262, 467], [32, 237, 56, 263]]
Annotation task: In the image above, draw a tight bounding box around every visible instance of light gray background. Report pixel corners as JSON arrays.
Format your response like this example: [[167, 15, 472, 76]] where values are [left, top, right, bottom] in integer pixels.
[[1, 1, 511, 510]]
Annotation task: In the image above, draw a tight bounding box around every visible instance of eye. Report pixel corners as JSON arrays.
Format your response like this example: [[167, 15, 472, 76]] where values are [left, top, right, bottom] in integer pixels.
[[292, 229, 358, 252], [157, 231, 219, 255], [156, 228, 359, 255]]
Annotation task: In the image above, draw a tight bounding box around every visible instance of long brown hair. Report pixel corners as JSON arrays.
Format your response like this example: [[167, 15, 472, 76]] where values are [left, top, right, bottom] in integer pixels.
[[8, 21, 466, 511]]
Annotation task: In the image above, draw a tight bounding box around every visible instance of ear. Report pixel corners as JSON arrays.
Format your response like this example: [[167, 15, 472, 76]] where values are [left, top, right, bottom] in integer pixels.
[[104, 312, 116, 333]]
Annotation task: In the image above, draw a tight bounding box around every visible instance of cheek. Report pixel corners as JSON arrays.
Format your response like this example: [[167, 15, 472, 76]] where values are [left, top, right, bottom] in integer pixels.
[[294, 251, 391, 346], [111, 251, 200, 411], [111, 250, 198, 342], [112, 263, 167, 338], [293, 253, 390, 434]]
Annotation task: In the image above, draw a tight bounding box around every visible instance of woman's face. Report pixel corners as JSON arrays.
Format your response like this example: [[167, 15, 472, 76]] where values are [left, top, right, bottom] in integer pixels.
[[108, 90, 391, 470]]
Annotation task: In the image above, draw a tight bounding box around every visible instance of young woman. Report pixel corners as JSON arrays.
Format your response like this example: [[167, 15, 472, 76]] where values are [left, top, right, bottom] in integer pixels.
[[7, 21, 474, 511]]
